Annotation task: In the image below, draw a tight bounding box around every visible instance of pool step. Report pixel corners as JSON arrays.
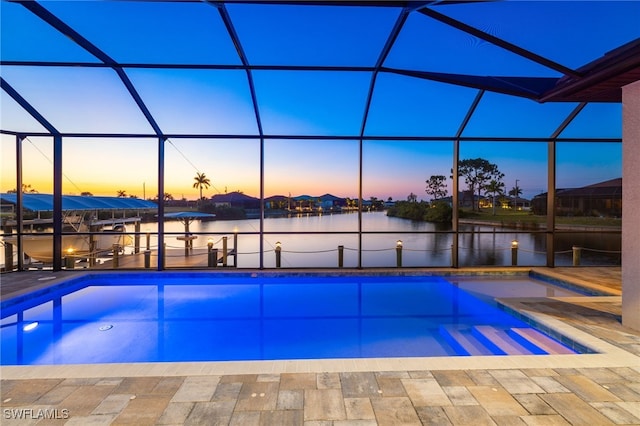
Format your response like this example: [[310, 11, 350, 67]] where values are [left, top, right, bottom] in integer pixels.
[[509, 328, 575, 354], [471, 325, 543, 355], [439, 326, 495, 356], [440, 325, 575, 356]]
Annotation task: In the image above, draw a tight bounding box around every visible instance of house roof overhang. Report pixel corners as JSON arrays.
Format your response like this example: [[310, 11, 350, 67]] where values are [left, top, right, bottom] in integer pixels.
[[539, 38, 640, 103]]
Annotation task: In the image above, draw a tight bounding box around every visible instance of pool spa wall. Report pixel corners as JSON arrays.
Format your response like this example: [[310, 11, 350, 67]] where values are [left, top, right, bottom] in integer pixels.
[[623, 79, 640, 332]]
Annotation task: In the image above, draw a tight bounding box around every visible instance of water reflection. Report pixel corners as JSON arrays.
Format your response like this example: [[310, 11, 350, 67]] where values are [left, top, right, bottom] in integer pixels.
[[142, 211, 620, 268]]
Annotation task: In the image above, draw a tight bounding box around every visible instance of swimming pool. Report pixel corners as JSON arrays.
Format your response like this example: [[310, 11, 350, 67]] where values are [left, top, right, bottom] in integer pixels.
[[1, 273, 585, 365]]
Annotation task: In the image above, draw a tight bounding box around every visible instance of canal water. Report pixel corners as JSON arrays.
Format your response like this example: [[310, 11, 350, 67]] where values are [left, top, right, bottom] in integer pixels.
[[146, 211, 620, 268], [2, 212, 620, 269]]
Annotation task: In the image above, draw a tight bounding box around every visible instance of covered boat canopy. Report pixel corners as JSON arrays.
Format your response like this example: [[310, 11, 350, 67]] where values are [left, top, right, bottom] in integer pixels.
[[0, 193, 157, 212], [163, 211, 216, 219]]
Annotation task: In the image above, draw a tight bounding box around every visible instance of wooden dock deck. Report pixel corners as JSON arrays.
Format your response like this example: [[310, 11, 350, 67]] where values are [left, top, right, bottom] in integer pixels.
[[78, 247, 237, 270]]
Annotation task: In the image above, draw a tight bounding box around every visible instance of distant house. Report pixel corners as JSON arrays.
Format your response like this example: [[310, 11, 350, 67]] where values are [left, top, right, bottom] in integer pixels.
[[531, 178, 622, 217], [210, 192, 260, 209], [265, 195, 289, 210]]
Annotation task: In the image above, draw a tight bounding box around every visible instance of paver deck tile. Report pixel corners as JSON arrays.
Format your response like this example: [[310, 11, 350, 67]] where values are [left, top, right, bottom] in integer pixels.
[[442, 386, 478, 406], [376, 377, 408, 397], [229, 410, 261, 426], [184, 400, 235, 426], [64, 413, 118, 426], [260, 409, 304, 426], [370, 396, 421, 426], [0, 379, 62, 404], [304, 389, 346, 421], [590, 401, 640, 424], [35, 383, 78, 405], [340, 372, 380, 398], [344, 397, 376, 420], [466, 370, 500, 386], [317, 372, 341, 389], [112, 395, 171, 425], [522, 369, 558, 378], [281, 373, 317, 390], [277, 389, 303, 410], [539, 393, 615, 425], [528, 376, 570, 394], [442, 405, 496, 426], [615, 401, 640, 419], [576, 368, 626, 384], [519, 414, 571, 425], [467, 386, 528, 416], [432, 370, 476, 387], [513, 394, 556, 415], [401, 378, 451, 407], [156, 401, 194, 425], [554, 375, 622, 402], [170, 376, 220, 402], [601, 382, 640, 401], [488, 370, 546, 394], [414, 406, 452, 425], [91, 394, 133, 415], [212, 381, 242, 401], [235, 381, 279, 411], [58, 386, 118, 416]]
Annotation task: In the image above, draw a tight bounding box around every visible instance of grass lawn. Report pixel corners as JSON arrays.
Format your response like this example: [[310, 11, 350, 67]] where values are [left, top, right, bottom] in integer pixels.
[[462, 208, 621, 228]]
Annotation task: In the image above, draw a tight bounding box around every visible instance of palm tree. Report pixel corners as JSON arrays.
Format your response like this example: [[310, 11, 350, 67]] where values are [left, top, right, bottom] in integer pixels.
[[484, 179, 505, 216], [116, 189, 127, 198], [192, 172, 211, 204], [508, 185, 523, 210]]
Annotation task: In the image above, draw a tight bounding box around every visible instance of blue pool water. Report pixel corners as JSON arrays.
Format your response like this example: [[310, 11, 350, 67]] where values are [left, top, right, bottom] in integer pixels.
[[0, 274, 580, 365]]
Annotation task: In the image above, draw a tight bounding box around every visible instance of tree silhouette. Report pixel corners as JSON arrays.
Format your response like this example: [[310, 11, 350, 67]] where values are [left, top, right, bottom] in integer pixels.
[[426, 175, 448, 201], [508, 185, 523, 209], [484, 179, 505, 215], [192, 172, 211, 203], [117, 190, 127, 198], [457, 158, 504, 211]]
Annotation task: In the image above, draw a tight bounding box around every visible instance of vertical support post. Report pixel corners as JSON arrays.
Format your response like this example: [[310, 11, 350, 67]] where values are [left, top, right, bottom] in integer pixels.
[[89, 235, 96, 267], [396, 240, 403, 268], [338, 245, 344, 268], [146, 232, 151, 251], [112, 244, 119, 268], [65, 249, 74, 269], [134, 221, 141, 254], [511, 240, 518, 266], [358, 138, 363, 269], [144, 250, 151, 269], [4, 242, 13, 272], [53, 134, 63, 271], [222, 236, 228, 267], [260, 137, 265, 269], [547, 140, 556, 267], [15, 135, 24, 271], [233, 231, 238, 268], [546, 103, 585, 268], [157, 137, 165, 270], [572, 246, 581, 266], [207, 239, 214, 268], [275, 241, 281, 268]]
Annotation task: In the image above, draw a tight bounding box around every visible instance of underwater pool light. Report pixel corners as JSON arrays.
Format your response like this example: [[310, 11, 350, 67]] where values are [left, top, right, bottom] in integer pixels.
[[23, 322, 38, 331]]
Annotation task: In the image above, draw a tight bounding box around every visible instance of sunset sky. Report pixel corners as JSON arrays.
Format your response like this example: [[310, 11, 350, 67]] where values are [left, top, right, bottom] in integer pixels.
[[1, 1, 637, 201]]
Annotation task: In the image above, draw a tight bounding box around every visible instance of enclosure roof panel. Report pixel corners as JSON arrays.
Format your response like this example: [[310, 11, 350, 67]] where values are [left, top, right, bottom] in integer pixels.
[[1, 0, 638, 137]]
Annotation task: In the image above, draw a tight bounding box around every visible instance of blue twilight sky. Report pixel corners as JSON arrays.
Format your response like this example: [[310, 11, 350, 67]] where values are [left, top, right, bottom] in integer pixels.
[[1, 1, 638, 201]]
